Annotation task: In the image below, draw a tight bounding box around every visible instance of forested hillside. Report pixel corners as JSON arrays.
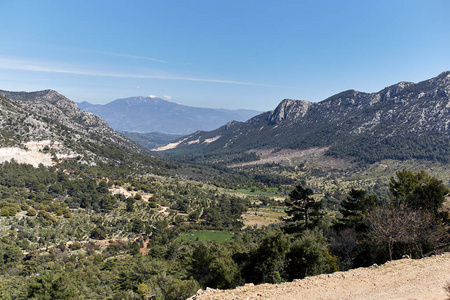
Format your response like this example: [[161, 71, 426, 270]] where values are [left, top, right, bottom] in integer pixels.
[[161, 71, 450, 165]]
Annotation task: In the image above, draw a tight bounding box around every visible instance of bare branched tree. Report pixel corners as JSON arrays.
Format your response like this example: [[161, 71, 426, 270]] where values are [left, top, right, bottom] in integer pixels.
[[365, 204, 447, 260]]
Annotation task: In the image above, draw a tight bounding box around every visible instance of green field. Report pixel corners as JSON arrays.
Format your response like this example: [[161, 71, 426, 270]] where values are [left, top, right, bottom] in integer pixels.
[[177, 230, 234, 243]]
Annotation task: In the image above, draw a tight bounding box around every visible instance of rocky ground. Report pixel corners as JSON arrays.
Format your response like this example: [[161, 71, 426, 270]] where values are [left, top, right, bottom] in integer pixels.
[[189, 253, 450, 300]]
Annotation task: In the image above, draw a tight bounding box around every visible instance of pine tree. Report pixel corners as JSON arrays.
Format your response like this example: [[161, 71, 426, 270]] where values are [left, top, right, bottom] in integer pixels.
[[284, 185, 323, 231], [338, 189, 377, 231], [389, 170, 449, 218]]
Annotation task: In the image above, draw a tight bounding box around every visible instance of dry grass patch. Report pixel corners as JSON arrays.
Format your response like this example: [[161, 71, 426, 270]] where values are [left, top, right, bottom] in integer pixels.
[[242, 208, 286, 228]]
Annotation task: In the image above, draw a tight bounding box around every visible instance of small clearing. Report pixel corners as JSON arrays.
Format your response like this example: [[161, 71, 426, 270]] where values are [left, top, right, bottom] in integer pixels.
[[189, 253, 450, 300], [110, 185, 153, 202], [229, 147, 351, 169], [242, 209, 285, 228]]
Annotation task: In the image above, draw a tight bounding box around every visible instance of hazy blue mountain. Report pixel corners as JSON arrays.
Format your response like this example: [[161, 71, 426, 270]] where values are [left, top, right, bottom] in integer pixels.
[[77, 97, 261, 135], [160, 71, 450, 164]]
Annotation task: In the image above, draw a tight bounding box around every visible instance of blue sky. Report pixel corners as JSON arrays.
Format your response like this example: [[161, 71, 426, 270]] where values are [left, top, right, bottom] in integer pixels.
[[1, 0, 449, 110]]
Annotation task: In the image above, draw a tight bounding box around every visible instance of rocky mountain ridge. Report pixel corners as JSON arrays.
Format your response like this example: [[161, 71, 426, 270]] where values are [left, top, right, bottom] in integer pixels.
[[78, 96, 261, 135], [0, 89, 144, 165], [0, 89, 130, 143], [160, 71, 450, 164]]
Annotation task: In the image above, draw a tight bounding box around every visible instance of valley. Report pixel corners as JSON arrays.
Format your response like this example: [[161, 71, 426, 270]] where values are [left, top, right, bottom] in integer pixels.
[[0, 72, 449, 300]]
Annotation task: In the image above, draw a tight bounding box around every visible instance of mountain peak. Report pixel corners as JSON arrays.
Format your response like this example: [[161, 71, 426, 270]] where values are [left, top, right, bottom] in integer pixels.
[[437, 70, 450, 78], [112, 96, 167, 107], [432, 70, 450, 84], [268, 99, 314, 124]]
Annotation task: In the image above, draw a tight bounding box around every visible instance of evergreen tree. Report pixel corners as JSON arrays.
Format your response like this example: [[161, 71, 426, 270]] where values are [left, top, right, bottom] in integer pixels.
[[284, 185, 323, 231], [338, 189, 377, 231], [389, 170, 449, 218]]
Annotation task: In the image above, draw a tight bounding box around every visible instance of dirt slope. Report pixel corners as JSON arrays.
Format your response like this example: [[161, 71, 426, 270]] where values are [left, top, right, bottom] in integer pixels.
[[189, 253, 450, 300]]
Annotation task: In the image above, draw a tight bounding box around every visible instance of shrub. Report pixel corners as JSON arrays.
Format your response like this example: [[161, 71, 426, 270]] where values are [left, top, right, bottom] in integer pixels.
[[69, 242, 82, 251], [285, 229, 336, 280], [1, 205, 17, 217]]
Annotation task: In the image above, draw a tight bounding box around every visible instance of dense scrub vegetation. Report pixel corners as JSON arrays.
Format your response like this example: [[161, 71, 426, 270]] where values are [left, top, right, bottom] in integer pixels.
[[327, 134, 450, 164], [0, 160, 252, 299], [0, 157, 449, 299], [167, 131, 450, 166]]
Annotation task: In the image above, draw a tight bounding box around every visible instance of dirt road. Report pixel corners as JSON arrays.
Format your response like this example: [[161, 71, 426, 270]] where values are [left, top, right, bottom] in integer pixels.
[[189, 253, 450, 300]]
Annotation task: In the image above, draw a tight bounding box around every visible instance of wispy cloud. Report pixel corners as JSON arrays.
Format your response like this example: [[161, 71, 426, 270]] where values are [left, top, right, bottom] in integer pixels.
[[0, 58, 284, 87], [89, 50, 168, 63]]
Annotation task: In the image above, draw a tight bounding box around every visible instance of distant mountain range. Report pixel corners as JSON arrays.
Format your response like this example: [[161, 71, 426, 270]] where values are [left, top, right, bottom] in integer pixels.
[[159, 71, 450, 164], [77, 97, 261, 135]]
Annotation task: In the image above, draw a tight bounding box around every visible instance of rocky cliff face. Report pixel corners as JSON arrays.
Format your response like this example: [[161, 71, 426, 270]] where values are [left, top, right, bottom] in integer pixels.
[[267, 99, 313, 124], [0, 93, 62, 145]]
